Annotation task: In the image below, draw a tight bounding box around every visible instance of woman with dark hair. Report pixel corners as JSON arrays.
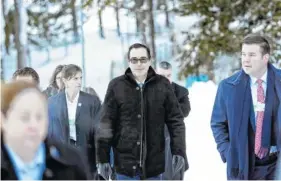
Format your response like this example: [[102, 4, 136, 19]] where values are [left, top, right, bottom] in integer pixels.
[[43, 65, 65, 97]]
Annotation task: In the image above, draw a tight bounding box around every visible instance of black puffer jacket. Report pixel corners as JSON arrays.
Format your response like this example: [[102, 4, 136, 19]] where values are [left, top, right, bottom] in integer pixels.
[[97, 67, 187, 179], [172, 82, 191, 117]]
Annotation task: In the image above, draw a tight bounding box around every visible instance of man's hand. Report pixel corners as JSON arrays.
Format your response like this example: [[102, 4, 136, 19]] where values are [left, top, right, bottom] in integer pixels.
[[172, 155, 185, 175], [97, 163, 112, 180]]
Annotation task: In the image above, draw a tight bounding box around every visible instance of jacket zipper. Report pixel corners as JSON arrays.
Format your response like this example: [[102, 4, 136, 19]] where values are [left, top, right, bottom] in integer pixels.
[[139, 85, 144, 167], [137, 78, 154, 171]]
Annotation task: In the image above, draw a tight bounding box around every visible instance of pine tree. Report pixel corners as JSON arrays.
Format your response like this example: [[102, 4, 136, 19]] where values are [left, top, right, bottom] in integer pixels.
[[175, 0, 281, 80]]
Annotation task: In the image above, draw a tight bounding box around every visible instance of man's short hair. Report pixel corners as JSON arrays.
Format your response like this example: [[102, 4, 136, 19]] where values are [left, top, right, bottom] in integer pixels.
[[159, 61, 172, 70], [12, 67, 40, 85], [243, 34, 271, 55], [127, 43, 151, 59], [61, 64, 82, 80]]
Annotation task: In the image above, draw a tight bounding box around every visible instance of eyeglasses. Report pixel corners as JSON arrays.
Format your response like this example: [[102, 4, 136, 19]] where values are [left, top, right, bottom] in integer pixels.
[[129, 57, 149, 64]]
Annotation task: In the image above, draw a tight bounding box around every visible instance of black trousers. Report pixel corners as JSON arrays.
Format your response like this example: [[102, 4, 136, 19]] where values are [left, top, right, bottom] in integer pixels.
[[163, 126, 185, 180], [249, 153, 278, 180]]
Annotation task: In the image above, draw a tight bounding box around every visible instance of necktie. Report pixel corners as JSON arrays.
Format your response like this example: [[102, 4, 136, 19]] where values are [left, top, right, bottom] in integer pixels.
[[254, 79, 268, 159]]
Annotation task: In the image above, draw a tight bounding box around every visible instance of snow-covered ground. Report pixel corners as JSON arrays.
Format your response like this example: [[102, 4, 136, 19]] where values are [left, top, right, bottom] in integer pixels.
[[184, 81, 226, 180]]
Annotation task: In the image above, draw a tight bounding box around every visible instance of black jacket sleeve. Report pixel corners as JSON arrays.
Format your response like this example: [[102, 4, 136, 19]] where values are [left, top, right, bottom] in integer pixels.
[[175, 84, 191, 117], [164, 80, 188, 170], [96, 80, 118, 163], [88, 95, 102, 173]]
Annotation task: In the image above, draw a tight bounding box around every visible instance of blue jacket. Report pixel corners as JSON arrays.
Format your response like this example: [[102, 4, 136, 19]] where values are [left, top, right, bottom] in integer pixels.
[[211, 63, 281, 179], [276, 156, 281, 179]]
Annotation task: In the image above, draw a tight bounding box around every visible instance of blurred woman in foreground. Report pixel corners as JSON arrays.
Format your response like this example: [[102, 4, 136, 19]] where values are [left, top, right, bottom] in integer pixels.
[[1, 81, 90, 180]]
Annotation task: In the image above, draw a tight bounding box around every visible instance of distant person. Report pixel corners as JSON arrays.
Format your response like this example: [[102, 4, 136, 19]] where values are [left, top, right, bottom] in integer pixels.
[[48, 64, 101, 179], [12, 67, 40, 85], [211, 34, 281, 180], [157, 61, 190, 180], [1, 81, 90, 180], [43, 65, 65, 97], [157, 61, 191, 117]]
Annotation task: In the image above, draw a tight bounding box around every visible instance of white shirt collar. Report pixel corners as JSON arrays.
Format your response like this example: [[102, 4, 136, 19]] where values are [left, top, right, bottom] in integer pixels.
[[65, 90, 80, 103], [136, 79, 145, 84], [250, 70, 267, 85]]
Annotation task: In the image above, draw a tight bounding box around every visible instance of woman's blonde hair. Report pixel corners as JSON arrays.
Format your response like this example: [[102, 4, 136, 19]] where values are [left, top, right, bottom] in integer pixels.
[[1, 81, 44, 115]]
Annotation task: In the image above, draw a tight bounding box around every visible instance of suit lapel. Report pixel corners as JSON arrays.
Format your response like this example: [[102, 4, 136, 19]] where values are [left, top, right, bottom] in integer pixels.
[[276, 76, 281, 102], [274, 68, 281, 146], [260, 68, 274, 147], [60, 92, 69, 139], [232, 72, 250, 136], [249, 101, 256, 132], [75, 91, 83, 123]]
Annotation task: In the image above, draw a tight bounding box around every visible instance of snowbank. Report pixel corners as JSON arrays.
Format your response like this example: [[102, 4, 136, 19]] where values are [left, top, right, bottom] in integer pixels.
[[184, 81, 226, 180]]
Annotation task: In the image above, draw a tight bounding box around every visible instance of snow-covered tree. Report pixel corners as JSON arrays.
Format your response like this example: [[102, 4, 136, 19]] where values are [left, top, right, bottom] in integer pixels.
[[14, 0, 28, 68], [174, 0, 281, 80]]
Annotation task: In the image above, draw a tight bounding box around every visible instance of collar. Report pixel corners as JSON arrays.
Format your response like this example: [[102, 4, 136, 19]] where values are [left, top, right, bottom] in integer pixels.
[[4, 143, 45, 170], [65, 90, 80, 103], [125, 66, 157, 84], [250, 70, 268, 85], [135, 79, 146, 84], [226, 63, 277, 86]]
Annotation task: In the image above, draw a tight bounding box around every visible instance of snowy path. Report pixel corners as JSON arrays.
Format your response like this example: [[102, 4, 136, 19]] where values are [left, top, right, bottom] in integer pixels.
[[184, 82, 226, 180]]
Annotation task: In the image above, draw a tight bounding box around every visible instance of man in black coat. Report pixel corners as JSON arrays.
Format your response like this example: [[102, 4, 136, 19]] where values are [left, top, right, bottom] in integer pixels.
[[48, 64, 101, 179], [97, 43, 187, 180], [157, 61, 191, 117], [157, 61, 190, 180]]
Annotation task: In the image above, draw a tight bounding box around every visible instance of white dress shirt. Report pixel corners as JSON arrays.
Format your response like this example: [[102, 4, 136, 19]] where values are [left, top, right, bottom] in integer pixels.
[[66, 91, 80, 141], [250, 71, 267, 118]]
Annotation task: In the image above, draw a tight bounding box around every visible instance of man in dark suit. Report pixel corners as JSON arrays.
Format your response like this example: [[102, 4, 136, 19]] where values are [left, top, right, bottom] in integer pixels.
[[157, 61, 191, 117], [157, 61, 190, 180], [211, 34, 281, 180], [48, 64, 101, 179]]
